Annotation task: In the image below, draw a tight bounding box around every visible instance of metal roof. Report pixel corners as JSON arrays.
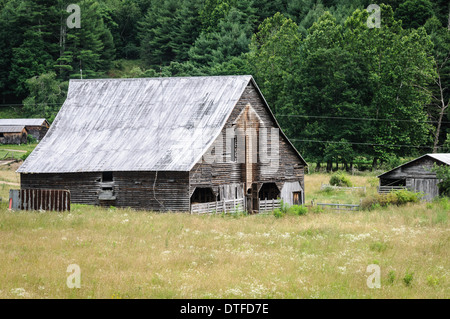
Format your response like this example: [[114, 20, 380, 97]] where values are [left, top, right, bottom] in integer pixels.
[[18, 76, 257, 173], [0, 125, 26, 133], [427, 153, 450, 165], [0, 119, 47, 126], [378, 153, 450, 177]]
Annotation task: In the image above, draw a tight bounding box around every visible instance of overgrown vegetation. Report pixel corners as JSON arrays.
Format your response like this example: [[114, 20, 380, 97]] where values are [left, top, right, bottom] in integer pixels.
[[361, 190, 422, 210], [329, 172, 353, 187], [432, 163, 450, 196]]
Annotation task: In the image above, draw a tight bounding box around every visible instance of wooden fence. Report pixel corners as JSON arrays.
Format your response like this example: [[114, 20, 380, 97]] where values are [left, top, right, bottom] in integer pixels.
[[10, 189, 70, 212], [315, 202, 360, 212], [259, 198, 281, 213], [191, 198, 245, 214], [377, 186, 408, 194]]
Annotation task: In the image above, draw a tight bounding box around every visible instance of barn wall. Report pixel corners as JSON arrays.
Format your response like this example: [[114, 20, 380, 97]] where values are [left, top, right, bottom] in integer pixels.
[[113, 171, 190, 211], [26, 126, 48, 141], [0, 131, 27, 145], [189, 81, 305, 200], [21, 171, 190, 211], [379, 157, 445, 201], [380, 157, 437, 180]]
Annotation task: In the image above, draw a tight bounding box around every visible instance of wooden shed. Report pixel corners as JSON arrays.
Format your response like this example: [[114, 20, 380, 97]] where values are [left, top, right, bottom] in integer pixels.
[[0, 125, 28, 144], [377, 153, 450, 201], [18, 76, 307, 213], [0, 119, 49, 141]]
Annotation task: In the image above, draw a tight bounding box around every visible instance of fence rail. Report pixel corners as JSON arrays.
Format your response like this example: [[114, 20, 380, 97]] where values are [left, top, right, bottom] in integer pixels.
[[191, 198, 245, 214], [377, 186, 408, 194], [9, 189, 71, 212], [316, 202, 360, 211], [259, 198, 281, 213]]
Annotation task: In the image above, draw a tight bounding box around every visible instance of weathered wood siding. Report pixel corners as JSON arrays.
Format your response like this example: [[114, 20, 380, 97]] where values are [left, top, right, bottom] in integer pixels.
[[189, 81, 305, 202], [0, 131, 27, 145], [379, 157, 444, 201], [21, 171, 190, 211]]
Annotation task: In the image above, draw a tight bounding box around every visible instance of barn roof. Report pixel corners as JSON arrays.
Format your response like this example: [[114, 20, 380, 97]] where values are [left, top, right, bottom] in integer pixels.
[[0, 119, 48, 126], [19, 75, 304, 174], [378, 153, 450, 178], [0, 125, 26, 133]]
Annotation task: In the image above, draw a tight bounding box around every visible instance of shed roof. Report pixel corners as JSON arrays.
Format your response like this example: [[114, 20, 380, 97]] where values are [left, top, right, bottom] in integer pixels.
[[378, 153, 450, 178], [0, 119, 47, 126], [19, 75, 304, 174], [0, 125, 26, 133]]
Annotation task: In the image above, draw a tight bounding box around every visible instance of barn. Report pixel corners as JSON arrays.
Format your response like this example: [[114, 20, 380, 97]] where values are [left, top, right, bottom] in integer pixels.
[[18, 75, 307, 213], [377, 153, 450, 201], [0, 125, 28, 145], [0, 119, 49, 141]]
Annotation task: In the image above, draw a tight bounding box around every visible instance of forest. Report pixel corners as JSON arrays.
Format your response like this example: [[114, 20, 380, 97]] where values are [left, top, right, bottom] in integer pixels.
[[0, 0, 449, 170]]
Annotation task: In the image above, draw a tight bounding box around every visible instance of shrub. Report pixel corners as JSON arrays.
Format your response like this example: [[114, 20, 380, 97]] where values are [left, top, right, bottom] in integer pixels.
[[329, 172, 352, 187], [21, 151, 31, 161], [273, 209, 284, 219], [27, 134, 37, 144], [361, 190, 421, 210], [403, 271, 414, 287], [432, 163, 450, 196], [288, 205, 308, 216], [387, 270, 396, 284]]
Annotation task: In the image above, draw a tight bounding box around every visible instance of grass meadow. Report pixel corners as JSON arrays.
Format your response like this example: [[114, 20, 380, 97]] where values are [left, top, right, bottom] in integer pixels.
[[0, 161, 448, 299]]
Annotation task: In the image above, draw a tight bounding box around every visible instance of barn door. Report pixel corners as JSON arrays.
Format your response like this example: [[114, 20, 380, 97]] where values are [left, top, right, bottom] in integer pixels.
[[293, 191, 302, 205]]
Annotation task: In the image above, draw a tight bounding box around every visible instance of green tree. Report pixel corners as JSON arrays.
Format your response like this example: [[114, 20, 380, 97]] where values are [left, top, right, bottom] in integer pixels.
[[22, 72, 68, 122]]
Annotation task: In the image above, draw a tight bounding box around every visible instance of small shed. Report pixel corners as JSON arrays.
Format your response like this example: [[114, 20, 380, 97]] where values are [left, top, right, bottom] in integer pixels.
[[0, 119, 49, 141], [0, 125, 28, 144], [377, 153, 450, 201]]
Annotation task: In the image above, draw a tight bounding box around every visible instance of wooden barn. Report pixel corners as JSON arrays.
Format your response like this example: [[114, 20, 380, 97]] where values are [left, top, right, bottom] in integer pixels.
[[0, 125, 28, 144], [377, 153, 450, 201], [0, 119, 49, 141], [18, 76, 307, 213]]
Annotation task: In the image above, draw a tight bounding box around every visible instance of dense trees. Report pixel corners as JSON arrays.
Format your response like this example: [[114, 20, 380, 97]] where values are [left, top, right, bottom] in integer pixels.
[[0, 0, 448, 168]]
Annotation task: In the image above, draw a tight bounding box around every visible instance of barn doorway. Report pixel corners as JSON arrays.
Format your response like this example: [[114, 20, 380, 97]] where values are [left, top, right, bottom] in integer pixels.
[[190, 187, 217, 204], [258, 183, 280, 200]]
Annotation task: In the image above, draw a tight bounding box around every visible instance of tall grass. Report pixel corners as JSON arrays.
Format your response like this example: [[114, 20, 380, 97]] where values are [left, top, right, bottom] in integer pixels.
[[0, 171, 448, 299], [0, 201, 447, 299]]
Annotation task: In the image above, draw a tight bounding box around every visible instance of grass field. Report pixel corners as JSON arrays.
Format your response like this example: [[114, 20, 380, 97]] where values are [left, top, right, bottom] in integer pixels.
[[0, 160, 448, 299]]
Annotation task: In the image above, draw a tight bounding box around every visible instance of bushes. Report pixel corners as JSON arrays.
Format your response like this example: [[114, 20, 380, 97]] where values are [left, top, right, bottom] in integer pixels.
[[329, 172, 352, 187], [273, 204, 308, 218], [361, 189, 421, 210]]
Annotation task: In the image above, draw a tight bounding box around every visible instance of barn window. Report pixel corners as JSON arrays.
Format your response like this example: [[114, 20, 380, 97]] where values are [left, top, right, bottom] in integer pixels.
[[0, 133, 4, 138], [231, 136, 237, 162], [102, 171, 113, 182], [191, 187, 216, 204]]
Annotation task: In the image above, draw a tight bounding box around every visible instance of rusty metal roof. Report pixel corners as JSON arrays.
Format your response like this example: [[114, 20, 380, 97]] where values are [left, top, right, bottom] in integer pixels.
[[18, 76, 255, 173]]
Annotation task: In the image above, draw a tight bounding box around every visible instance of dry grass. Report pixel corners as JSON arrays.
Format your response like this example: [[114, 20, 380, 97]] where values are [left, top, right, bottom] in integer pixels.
[[0, 169, 448, 299]]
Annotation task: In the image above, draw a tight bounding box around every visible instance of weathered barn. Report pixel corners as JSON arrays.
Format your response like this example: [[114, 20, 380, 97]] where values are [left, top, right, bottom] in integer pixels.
[[378, 153, 450, 201], [0, 119, 49, 141], [0, 125, 28, 144], [18, 76, 307, 213]]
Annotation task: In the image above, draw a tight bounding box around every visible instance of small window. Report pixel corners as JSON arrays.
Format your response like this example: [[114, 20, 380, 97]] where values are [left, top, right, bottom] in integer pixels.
[[102, 171, 113, 182], [231, 136, 237, 162], [0, 133, 4, 138]]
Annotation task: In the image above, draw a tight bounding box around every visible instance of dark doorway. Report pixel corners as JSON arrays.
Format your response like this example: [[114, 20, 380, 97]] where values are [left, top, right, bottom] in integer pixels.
[[259, 183, 280, 200], [191, 187, 216, 204]]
